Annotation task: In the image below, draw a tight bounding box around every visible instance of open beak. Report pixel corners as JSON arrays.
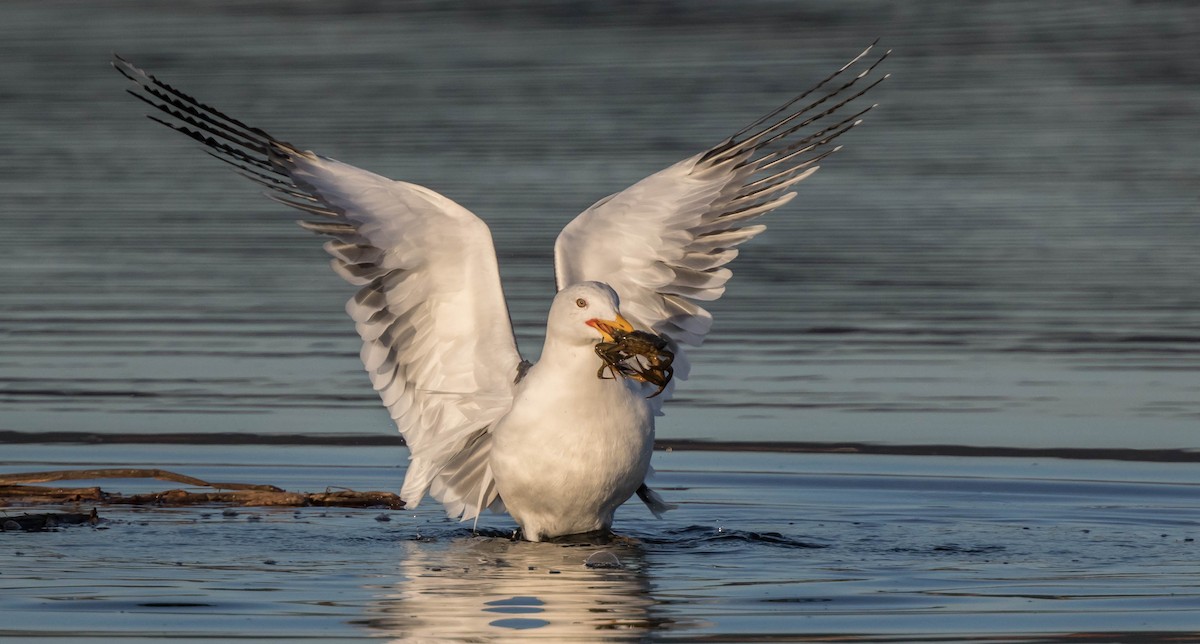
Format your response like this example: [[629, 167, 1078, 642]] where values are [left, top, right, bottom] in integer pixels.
[[586, 314, 634, 342]]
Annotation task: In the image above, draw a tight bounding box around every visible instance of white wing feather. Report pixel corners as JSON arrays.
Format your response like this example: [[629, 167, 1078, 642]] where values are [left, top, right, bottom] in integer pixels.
[[114, 56, 518, 520], [555, 44, 888, 401], [115, 45, 888, 522]]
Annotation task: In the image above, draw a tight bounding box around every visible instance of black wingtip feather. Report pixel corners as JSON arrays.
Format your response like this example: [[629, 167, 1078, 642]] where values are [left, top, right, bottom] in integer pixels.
[[701, 43, 887, 168], [114, 55, 345, 221]]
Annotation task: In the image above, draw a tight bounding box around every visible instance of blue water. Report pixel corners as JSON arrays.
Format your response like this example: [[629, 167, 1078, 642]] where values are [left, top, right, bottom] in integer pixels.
[[1, 0, 1198, 449], [3, 445, 1199, 641], [3, 7, 1197, 640]]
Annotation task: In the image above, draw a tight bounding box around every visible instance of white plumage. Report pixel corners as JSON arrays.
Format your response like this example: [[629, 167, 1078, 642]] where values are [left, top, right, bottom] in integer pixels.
[[113, 43, 886, 541]]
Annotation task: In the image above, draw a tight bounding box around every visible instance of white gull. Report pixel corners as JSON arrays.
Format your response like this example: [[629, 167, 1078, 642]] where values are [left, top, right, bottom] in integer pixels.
[[112, 44, 887, 541]]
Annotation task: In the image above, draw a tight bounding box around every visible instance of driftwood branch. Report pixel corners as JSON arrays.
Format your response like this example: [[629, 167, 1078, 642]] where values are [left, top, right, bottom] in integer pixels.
[[0, 468, 404, 510], [0, 468, 282, 491]]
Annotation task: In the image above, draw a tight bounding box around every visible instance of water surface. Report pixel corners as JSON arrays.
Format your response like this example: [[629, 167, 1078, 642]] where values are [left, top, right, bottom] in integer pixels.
[[3, 445, 1198, 641], [1, 1, 1197, 449], [2, 6, 1197, 641]]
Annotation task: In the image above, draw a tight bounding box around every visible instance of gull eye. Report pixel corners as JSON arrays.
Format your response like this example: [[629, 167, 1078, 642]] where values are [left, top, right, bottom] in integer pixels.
[[575, 298, 588, 308]]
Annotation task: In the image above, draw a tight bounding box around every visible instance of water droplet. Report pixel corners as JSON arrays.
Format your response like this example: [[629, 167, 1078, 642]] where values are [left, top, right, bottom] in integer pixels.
[[584, 550, 622, 569]]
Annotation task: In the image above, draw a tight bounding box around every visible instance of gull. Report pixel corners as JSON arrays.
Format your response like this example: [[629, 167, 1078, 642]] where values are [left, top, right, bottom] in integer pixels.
[[113, 44, 887, 541]]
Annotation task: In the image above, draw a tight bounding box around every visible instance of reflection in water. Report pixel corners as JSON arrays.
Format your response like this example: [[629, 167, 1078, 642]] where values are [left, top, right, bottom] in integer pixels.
[[360, 534, 682, 641]]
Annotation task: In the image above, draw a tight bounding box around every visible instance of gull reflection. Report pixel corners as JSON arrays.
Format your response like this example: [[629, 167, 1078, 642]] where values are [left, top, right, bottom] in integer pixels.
[[360, 534, 677, 641]]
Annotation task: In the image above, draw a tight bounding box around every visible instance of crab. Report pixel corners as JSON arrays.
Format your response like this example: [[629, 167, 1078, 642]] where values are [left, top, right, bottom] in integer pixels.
[[594, 328, 675, 398]]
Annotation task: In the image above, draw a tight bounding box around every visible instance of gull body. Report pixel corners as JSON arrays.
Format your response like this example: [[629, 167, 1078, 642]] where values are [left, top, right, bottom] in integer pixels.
[[112, 45, 886, 540], [493, 283, 654, 541]]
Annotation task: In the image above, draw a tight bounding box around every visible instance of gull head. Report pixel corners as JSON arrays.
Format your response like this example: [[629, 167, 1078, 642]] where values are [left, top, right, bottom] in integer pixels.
[[549, 281, 633, 346]]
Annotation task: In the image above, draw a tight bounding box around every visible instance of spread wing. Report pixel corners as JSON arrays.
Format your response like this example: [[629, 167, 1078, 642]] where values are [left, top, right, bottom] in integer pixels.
[[554, 43, 888, 401], [113, 56, 518, 520]]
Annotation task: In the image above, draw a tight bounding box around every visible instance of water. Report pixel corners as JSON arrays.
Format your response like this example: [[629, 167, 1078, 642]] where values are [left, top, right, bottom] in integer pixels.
[[1, 5, 1198, 638], [3, 445, 1199, 641], [1, 1, 1197, 449]]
